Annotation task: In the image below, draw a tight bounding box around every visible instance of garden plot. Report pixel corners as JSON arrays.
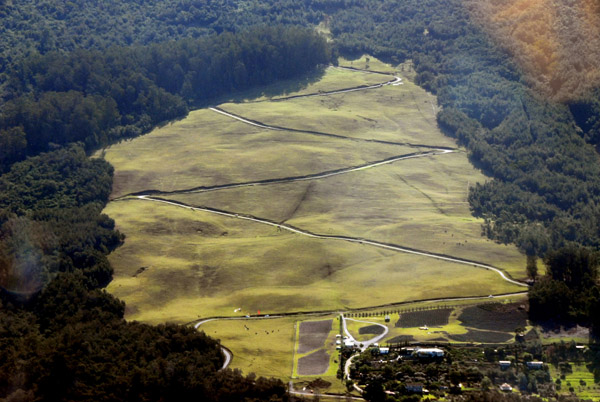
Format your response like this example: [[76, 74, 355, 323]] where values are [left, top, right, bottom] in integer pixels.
[[395, 308, 453, 328], [448, 330, 514, 343], [297, 349, 330, 376], [458, 303, 528, 332], [297, 319, 332, 354], [359, 325, 386, 336]]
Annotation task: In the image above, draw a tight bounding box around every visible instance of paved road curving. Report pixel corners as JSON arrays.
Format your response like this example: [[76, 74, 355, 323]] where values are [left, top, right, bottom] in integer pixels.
[[342, 316, 389, 351], [344, 353, 364, 394], [194, 320, 233, 370]]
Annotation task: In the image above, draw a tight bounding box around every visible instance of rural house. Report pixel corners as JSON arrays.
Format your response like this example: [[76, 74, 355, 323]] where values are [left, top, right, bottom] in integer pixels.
[[526, 361, 544, 369], [499, 360, 511, 369], [414, 347, 444, 358], [406, 383, 424, 394]]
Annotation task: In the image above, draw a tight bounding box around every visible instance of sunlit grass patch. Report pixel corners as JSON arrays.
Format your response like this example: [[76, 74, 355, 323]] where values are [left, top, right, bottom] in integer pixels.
[[198, 317, 297, 379], [103, 56, 526, 328]]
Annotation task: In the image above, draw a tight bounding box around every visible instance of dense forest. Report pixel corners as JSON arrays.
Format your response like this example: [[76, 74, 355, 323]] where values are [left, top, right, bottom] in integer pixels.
[[324, 0, 600, 338], [1, 0, 600, 399], [1, 0, 600, 257], [0, 25, 332, 170], [0, 22, 329, 401]]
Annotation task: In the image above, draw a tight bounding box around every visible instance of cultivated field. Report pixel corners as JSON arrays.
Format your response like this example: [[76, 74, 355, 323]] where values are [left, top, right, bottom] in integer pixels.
[[343, 295, 533, 345], [101, 56, 529, 380], [297, 319, 332, 354], [458, 303, 528, 332], [396, 308, 453, 328], [198, 315, 346, 393]]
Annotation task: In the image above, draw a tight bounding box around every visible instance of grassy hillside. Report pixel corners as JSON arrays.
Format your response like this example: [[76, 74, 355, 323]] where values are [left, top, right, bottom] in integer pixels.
[[102, 59, 525, 326]]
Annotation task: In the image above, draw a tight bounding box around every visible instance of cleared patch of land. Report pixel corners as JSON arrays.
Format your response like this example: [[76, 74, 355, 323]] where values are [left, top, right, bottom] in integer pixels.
[[395, 308, 453, 328], [106, 197, 521, 323], [198, 317, 297, 379], [229, 66, 391, 103], [297, 349, 330, 376], [102, 56, 528, 378], [219, 80, 446, 147], [448, 330, 514, 343], [163, 122, 525, 277], [105, 108, 406, 198], [458, 303, 528, 332], [359, 325, 386, 336], [297, 320, 332, 354]]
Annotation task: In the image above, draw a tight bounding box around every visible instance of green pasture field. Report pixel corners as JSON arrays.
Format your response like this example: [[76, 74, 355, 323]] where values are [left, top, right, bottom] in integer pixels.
[[550, 362, 600, 401], [214, 65, 389, 104], [103, 108, 405, 198], [168, 151, 526, 278], [105, 197, 522, 324], [101, 56, 529, 381], [198, 317, 297, 379], [218, 79, 446, 147], [345, 319, 384, 343], [338, 56, 398, 73], [198, 315, 348, 394]]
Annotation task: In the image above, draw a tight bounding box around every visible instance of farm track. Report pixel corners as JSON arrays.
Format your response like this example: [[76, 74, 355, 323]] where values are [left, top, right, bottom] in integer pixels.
[[113, 65, 530, 385], [117, 65, 528, 318], [191, 291, 528, 328], [210, 106, 454, 150], [115, 149, 452, 199], [129, 194, 527, 289], [237, 66, 403, 104]]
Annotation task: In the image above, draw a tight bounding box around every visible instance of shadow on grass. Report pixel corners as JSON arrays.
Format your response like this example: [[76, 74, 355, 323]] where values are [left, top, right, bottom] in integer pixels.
[[194, 66, 329, 107]]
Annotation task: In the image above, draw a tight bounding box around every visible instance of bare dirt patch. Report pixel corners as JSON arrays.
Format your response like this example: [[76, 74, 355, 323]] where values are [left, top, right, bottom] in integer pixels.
[[458, 303, 527, 332], [297, 319, 332, 354], [386, 335, 415, 344], [395, 308, 453, 328], [448, 330, 513, 343], [359, 325, 385, 335], [297, 349, 330, 376]]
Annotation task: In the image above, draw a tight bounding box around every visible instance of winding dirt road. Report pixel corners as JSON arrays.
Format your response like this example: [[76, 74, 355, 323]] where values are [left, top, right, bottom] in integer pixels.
[[244, 66, 402, 103], [117, 150, 453, 199], [210, 106, 453, 150], [131, 195, 526, 288], [114, 66, 530, 395]]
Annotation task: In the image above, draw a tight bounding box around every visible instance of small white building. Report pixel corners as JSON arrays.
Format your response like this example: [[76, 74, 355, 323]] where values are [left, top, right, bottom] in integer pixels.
[[344, 340, 355, 348], [415, 347, 444, 358], [406, 383, 424, 393], [499, 360, 511, 369], [526, 361, 544, 369], [500, 383, 512, 392]]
